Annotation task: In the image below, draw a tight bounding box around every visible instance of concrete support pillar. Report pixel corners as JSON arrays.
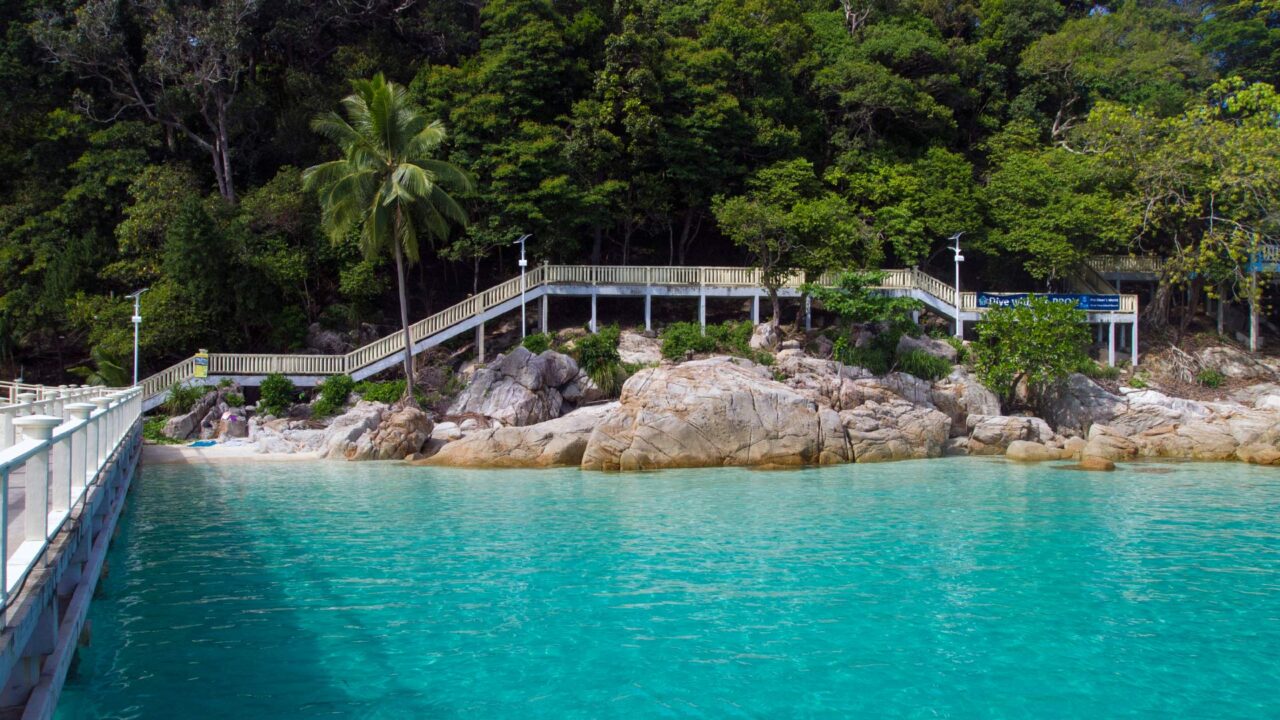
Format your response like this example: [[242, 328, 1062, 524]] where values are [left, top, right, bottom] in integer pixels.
[[1249, 270, 1260, 351], [15, 416, 61, 543], [540, 294, 548, 334], [956, 317, 964, 340], [1131, 321, 1139, 367], [699, 292, 706, 335], [476, 322, 485, 363], [0, 407, 14, 452], [751, 294, 759, 325], [590, 292, 598, 333], [1107, 320, 1116, 367], [911, 310, 920, 325], [1217, 288, 1225, 335], [644, 292, 652, 332], [804, 296, 812, 331]]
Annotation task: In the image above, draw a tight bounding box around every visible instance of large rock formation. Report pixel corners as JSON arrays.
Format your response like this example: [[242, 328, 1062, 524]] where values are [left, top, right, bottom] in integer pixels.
[[348, 405, 434, 461], [163, 382, 242, 440], [1041, 373, 1124, 434], [896, 334, 958, 363], [423, 404, 618, 468], [316, 401, 387, 458], [930, 368, 1001, 435], [840, 401, 951, 462], [580, 358, 851, 470], [446, 347, 581, 425], [618, 331, 662, 365], [966, 415, 1054, 455]]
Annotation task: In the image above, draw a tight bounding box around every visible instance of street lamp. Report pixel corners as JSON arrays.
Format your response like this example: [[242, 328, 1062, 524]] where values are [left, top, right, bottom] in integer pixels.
[[126, 288, 149, 385], [948, 233, 965, 338], [514, 234, 532, 338]]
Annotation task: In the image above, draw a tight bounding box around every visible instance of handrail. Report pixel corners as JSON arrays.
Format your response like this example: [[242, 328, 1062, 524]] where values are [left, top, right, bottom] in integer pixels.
[[0, 383, 141, 623], [130, 264, 1140, 397]]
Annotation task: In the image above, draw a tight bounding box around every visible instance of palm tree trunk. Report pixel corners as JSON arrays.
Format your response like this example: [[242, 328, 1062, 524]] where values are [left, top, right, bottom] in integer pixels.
[[393, 241, 416, 404]]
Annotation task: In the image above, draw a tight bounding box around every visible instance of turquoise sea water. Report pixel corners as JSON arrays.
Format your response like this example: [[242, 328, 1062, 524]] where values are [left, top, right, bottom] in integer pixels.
[[57, 459, 1280, 719]]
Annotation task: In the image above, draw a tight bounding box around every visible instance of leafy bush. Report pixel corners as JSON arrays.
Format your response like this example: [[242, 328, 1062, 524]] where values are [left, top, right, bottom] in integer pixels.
[[224, 392, 245, 407], [661, 322, 717, 359], [1129, 374, 1149, 389], [258, 373, 299, 417], [143, 417, 184, 445], [163, 383, 207, 416], [705, 321, 753, 355], [521, 332, 553, 354], [944, 336, 968, 365], [575, 324, 622, 374], [312, 374, 355, 417], [896, 349, 952, 381], [1196, 368, 1225, 388], [833, 328, 905, 376], [1078, 360, 1121, 381], [354, 380, 407, 404], [972, 297, 1091, 410], [803, 270, 922, 328], [218, 377, 234, 388]]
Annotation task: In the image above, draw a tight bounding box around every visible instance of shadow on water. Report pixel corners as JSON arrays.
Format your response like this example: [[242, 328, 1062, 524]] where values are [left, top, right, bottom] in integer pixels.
[[56, 462, 365, 720]]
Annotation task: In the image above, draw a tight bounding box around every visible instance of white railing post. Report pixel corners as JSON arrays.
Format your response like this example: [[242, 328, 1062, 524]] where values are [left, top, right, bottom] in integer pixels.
[[14, 416, 61, 545], [91, 397, 113, 466], [67, 404, 96, 500], [0, 406, 14, 452]]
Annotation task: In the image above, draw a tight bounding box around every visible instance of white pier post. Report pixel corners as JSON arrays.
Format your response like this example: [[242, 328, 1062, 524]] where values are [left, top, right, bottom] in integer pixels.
[[476, 322, 485, 363], [15, 416, 61, 543], [1131, 320, 1139, 367], [699, 292, 706, 335], [1107, 319, 1116, 367], [590, 292, 598, 333], [644, 291, 652, 332], [540, 294, 548, 334], [91, 398, 113, 466], [66, 404, 95, 498], [751, 294, 759, 325]]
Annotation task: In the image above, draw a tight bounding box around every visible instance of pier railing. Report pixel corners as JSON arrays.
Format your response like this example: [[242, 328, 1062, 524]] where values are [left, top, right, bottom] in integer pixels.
[[132, 264, 1139, 402], [0, 384, 141, 622]]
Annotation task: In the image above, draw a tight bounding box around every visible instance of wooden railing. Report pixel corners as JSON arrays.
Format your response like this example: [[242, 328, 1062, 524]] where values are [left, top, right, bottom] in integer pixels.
[[133, 264, 1139, 399], [1087, 255, 1164, 275]]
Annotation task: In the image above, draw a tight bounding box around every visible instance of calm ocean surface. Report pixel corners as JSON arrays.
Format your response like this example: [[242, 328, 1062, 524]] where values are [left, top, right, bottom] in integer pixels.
[[57, 458, 1280, 719]]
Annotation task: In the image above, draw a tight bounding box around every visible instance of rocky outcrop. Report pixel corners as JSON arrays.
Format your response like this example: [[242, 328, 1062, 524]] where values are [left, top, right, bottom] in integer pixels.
[[316, 401, 387, 458], [348, 405, 433, 461], [1005, 440, 1069, 462], [618, 331, 662, 365], [748, 323, 781, 351], [447, 347, 581, 425], [581, 358, 850, 471], [840, 401, 951, 462], [1041, 373, 1124, 434], [967, 415, 1054, 455], [896, 334, 958, 363], [931, 369, 1001, 435], [1196, 346, 1279, 380], [424, 404, 618, 468], [163, 383, 242, 440]]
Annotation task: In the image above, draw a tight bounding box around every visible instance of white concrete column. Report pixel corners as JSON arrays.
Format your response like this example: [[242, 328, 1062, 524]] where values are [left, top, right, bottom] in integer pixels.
[[15, 416, 61, 543], [58, 389, 72, 421], [751, 294, 759, 325], [0, 407, 15, 452], [16, 393, 36, 416], [90, 398, 113, 466], [644, 292, 652, 332], [1131, 321, 1139, 367], [699, 292, 706, 335], [540, 294, 548, 334], [66, 404, 95, 498], [804, 296, 812, 331], [912, 310, 920, 325], [1107, 320, 1116, 367], [476, 322, 485, 363], [590, 292, 598, 333]]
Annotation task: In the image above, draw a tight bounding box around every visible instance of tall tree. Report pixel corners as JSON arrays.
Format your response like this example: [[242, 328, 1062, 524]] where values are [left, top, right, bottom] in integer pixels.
[[303, 74, 472, 398]]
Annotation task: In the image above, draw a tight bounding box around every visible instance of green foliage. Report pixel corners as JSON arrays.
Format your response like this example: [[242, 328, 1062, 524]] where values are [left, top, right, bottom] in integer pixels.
[[224, 392, 245, 408], [896, 349, 952, 381], [69, 346, 130, 388], [804, 270, 922, 329], [143, 417, 184, 445], [1128, 373, 1149, 389], [944, 336, 968, 365], [521, 333, 553, 354], [353, 380, 426, 405], [1196, 368, 1225, 388], [163, 383, 207, 416], [661, 323, 717, 359], [573, 324, 622, 375], [660, 321, 769, 363], [1078, 360, 1121, 381], [311, 374, 355, 417], [258, 373, 299, 417], [973, 297, 1092, 410]]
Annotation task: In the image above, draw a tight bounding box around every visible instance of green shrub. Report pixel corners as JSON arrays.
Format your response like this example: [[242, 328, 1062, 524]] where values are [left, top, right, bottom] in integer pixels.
[[896, 349, 952, 381], [353, 380, 406, 404], [258, 373, 299, 417], [575, 324, 622, 374], [1078, 360, 1121, 381], [521, 332, 553, 354], [660, 322, 717, 359], [833, 329, 903, 376], [1196, 368, 1225, 388], [224, 392, 245, 408], [312, 374, 355, 417], [142, 417, 184, 445], [705, 321, 754, 355], [1128, 374, 1149, 389], [163, 383, 207, 416], [972, 296, 1091, 410]]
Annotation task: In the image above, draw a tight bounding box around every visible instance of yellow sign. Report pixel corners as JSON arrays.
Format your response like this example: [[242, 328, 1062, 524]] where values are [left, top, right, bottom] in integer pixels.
[[194, 349, 209, 379]]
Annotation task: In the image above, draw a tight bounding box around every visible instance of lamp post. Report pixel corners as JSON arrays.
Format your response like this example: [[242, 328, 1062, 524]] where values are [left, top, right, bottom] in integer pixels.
[[514, 234, 531, 338], [126, 288, 149, 386], [948, 233, 964, 338]]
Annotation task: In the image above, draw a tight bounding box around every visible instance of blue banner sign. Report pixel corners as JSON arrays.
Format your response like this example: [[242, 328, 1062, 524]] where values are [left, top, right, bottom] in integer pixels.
[[976, 293, 1121, 311]]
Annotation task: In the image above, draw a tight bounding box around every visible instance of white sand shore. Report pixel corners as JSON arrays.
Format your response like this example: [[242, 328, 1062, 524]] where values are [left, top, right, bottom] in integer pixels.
[[143, 443, 321, 465]]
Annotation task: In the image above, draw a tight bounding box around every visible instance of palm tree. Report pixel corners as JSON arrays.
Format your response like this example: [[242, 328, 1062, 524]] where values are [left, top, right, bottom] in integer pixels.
[[303, 74, 471, 402]]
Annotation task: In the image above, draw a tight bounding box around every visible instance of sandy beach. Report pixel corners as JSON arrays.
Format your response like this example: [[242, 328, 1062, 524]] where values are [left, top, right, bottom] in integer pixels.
[[142, 443, 321, 465]]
